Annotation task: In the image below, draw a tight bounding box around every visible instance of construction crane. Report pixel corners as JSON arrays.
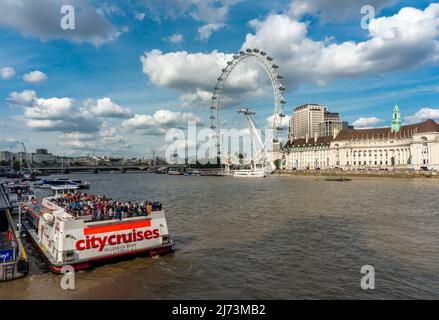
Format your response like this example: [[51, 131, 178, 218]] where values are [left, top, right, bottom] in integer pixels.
[[20, 142, 34, 178]]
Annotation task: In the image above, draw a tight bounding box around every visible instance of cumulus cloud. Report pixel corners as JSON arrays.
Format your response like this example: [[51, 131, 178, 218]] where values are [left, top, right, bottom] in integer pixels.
[[140, 3, 439, 114], [352, 117, 382, 128], [6, 91, 134, 134], [289, 0, 399, 23], [166, 33, 184, 44], [7, 90, 37, 106], [405, 108, 439, 124], [84, 97, 132, 118], [0, 0, 124, 46], [122, 109, 203, 135], [198, 23, 225, 41], [140, 49, 269, 108], [1, 67, 15, 80], [244, 4, 439, 87], [24, 97, 73, 120], [23, 70, 48, 83], [59, 123, 129, 152], [266, 113, 291, 129]]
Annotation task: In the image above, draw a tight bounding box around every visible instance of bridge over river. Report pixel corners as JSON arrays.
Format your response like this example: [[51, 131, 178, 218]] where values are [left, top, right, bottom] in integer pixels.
[[32, 165, 180, 174]]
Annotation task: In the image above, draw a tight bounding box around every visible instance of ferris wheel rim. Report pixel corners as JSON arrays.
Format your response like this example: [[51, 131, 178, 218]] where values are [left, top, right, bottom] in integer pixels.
[[210, 48, 287, 157]]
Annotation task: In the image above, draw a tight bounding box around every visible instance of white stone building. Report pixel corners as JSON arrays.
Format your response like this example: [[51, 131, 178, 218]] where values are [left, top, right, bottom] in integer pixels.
[[283, 119, 439, 171]]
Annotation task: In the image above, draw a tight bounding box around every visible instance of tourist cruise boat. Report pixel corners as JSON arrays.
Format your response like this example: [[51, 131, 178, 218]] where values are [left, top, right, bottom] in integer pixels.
[[22, 186, 174, 273]]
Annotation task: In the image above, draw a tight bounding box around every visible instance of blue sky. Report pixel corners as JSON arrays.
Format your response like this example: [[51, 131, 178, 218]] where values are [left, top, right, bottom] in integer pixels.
[[1, 0, 438, 157]]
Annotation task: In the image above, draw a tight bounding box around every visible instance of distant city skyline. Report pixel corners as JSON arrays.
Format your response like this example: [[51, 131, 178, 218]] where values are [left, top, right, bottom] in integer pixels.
[[1, 0, 439, 157]]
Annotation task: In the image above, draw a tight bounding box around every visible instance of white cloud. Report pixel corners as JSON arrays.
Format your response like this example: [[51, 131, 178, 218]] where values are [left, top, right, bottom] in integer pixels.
[[23, 70, 48, 83], [352, 117, 382, 128], [24, 97, 72, 119], [58, 123, 129, 152], [85, 97, 132, 118], [266, 113, 291, 129], [7, 91, 103, 133], [141, 3, 439, 109], [7, 90, 37, 106], [140, 49, 267, 108], [134, 12, 146, 21], [198, 23, 225, 41], [166, 33, 184, 44], [0, 0, 124, 46], [1, 67, 15, 80], [122, 109, 203, 135], [405, 108, 439, 124]]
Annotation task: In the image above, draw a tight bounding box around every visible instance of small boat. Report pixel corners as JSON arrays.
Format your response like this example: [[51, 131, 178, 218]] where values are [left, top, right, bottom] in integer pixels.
[[33, 178, 90, 189], [167, 170, 181, 176], [185, 170, 200, 176], [233, 169, 267, 178]]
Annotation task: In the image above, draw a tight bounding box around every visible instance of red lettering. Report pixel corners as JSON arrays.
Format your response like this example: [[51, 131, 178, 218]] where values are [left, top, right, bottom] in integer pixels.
[[86, 236, 91, 249], [76, 240, 86, 251], [133, 229, 137, 242], [91, 236, 99, 249], [96, 236, 108, 252], [108, 235, 116, 245], [144, 230, 153, 240], [76, 226, 163, 252]]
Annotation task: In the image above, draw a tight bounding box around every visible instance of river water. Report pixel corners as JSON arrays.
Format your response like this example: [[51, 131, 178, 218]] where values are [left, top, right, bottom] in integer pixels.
[[1, 173, 439, 299]]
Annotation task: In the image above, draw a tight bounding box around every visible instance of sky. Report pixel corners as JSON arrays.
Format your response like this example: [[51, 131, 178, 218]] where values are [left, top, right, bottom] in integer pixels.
[[0, 0, 439, 158]]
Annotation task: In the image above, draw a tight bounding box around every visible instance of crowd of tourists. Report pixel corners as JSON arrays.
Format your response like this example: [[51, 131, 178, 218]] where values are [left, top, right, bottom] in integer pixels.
[[52, 192, 162, 220]]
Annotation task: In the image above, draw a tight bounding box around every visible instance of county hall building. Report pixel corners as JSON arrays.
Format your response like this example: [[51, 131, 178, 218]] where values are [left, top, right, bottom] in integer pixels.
[[283, 105, 439, 171]]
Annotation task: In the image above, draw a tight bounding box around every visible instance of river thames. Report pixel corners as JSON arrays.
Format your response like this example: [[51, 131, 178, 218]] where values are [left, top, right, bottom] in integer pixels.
[[1, 173, 439, 299]]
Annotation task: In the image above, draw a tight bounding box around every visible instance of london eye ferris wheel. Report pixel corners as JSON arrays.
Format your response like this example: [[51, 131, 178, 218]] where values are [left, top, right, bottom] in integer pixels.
[[209, 48, 287, 168]]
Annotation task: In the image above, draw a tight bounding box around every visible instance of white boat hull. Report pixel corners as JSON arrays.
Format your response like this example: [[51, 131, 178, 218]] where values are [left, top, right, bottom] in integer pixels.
[[233, 170, 268, 178]]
